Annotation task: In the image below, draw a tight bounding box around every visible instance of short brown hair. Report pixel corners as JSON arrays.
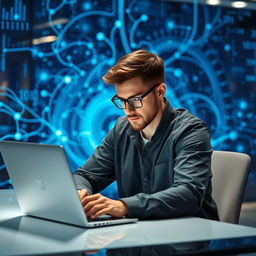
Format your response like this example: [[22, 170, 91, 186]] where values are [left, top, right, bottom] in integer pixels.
[[102, 49, 165, 84]]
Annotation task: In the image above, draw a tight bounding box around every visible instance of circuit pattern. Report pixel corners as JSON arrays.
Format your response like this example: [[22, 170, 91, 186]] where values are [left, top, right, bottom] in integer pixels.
[[0, 0, 256, 199]]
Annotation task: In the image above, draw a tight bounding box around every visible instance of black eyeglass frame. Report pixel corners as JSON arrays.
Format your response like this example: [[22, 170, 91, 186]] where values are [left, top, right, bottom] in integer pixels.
[[111, 83, 161, 109]]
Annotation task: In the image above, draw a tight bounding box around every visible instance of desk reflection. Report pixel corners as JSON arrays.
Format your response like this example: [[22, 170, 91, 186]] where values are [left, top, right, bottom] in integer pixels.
[[105, 241, 209, 256]]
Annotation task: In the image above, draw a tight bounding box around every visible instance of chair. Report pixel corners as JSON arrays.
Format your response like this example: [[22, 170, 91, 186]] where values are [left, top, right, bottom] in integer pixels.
[[211, 151, 251, 224]]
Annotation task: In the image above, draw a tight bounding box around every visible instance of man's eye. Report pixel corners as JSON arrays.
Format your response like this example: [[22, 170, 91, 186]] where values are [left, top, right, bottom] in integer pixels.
[[131, 97, 141, 102]]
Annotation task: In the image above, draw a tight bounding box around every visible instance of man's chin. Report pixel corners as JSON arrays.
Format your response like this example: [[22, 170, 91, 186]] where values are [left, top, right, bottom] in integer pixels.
[[130, 126, 142, 131], [129, 122, 145, 131]]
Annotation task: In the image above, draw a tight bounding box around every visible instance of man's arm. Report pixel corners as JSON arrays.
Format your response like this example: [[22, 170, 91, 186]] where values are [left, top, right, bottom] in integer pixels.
[[121, 123, 213, 219], [73, 122, 130, 218], [73, 127, 116, 195]]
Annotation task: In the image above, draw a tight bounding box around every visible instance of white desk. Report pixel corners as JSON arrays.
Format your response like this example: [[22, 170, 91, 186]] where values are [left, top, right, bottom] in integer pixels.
[[1, 189, 256, 255]]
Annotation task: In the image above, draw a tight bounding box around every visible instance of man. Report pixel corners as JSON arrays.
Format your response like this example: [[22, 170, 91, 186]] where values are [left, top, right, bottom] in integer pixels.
[[73, 49, 219, 220]]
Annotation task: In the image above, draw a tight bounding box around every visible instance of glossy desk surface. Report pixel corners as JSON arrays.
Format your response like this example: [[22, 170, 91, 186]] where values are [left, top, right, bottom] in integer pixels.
[[1, 189, 256, 256]]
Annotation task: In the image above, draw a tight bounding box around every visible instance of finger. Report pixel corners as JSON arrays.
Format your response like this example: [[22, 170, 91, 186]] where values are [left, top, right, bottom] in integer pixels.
[[81, 195, 99, 207], [91, 208, 111, 219], [81, 193, 101, 205], [86, 204, 106, 217], [77, 189, 88, 200], [83, 197, 106, 213]]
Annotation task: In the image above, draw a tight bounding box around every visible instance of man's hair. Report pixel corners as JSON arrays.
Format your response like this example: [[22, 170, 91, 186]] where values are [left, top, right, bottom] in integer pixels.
[[102, 49, 165, 85]]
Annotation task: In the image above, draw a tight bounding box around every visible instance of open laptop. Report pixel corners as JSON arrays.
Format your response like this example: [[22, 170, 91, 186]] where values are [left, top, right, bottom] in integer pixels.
[[0, 140, 137, 228]]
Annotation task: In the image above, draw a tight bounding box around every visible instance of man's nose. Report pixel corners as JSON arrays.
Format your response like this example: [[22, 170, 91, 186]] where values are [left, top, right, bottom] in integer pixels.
[[124, 103, 136, 115], [126, 103, 136, 112]]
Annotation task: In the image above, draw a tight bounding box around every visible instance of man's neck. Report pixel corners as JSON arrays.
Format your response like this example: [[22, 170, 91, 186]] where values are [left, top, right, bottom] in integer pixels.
[[141, 101, 166, 140]]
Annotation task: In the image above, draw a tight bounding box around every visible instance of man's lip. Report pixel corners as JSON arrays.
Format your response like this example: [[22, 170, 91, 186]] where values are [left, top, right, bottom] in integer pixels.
[[128, 117, 140, 120]]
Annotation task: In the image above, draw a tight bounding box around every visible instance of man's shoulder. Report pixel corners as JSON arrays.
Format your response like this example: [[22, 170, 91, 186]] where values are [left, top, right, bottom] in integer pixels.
[[172, 108, 206, 127], [169, 107, 209, 139]]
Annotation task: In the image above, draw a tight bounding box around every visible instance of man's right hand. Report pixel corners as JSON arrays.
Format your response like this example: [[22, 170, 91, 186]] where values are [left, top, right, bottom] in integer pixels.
[[77, 189, 89, 202]]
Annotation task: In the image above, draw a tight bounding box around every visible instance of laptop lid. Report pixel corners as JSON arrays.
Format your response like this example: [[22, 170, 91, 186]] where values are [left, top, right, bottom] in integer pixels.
[[0, 140, 89, 227], [0, 141, 137, 227]]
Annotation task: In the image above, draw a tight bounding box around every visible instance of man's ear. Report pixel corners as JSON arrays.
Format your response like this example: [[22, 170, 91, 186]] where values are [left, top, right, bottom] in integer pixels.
[[157, 83, 166, 98]]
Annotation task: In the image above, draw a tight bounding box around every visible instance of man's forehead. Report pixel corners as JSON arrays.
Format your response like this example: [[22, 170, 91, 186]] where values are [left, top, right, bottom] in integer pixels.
[[115, 84, 149, 99]]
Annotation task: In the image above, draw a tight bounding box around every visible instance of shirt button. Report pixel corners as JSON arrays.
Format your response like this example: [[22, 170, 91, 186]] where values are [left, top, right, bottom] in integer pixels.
[[144, 177, 147, 182]]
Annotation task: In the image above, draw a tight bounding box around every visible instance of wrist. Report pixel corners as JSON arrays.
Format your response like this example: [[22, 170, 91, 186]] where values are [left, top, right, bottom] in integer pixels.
[[118, 200, 128, 216]]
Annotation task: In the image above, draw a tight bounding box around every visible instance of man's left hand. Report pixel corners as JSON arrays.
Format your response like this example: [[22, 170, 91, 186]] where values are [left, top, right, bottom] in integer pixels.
[[81, 194, 128, 219]]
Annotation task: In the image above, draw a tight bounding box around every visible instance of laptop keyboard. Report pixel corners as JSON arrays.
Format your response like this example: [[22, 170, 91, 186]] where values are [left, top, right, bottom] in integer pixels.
[[88, 216, 119, 222]]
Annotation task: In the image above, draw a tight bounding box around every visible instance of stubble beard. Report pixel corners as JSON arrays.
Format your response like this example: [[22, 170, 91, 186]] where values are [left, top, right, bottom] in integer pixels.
[[129, 118, 150, 131]]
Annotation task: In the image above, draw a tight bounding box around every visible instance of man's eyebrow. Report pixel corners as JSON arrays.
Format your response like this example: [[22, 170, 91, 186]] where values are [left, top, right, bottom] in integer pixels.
[[115, 91, 145, 100]]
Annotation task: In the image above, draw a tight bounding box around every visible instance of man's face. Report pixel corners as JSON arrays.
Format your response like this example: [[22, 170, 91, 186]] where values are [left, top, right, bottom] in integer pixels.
[[114, 77, 165, 131]]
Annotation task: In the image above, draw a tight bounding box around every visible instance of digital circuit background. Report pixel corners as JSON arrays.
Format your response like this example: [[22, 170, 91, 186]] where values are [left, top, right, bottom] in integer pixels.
[[0, 0, 256, 200]]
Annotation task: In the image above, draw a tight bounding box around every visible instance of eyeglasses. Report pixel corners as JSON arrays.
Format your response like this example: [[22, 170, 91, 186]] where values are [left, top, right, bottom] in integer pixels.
[[111, 83, 160, 109]]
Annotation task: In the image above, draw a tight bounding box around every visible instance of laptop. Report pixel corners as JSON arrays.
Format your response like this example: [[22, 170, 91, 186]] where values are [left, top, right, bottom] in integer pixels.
[[0, 140, 138, 228]]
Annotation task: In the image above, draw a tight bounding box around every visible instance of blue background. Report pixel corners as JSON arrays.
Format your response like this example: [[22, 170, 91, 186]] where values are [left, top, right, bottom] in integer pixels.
[[0, 0, 256, 200]]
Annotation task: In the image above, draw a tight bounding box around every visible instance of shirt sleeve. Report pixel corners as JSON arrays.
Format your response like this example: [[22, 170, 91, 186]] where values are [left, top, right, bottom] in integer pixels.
[[121, 122, 213, 219], [73, 127, 116, 194]]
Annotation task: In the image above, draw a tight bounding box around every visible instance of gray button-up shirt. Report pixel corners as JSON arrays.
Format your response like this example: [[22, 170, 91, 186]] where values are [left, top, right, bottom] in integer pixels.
[[73, 101, 219, 220]]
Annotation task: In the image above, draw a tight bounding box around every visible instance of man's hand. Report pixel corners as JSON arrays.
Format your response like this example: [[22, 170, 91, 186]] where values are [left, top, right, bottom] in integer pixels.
[[81, 193, 128, 219], [77, 189, 89, 201]]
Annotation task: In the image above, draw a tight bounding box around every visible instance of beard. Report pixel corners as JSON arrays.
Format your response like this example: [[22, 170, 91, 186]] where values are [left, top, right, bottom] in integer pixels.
[[126, 109, 158, 131], [128, 117, 151, 131]]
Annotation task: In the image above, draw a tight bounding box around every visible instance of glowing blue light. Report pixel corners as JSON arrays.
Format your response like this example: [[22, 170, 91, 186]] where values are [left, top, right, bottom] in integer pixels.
[[14, 132, 22, 140], [44, 106, 50, 112], [41, 132, 46, 138], [38, 52, 44, 58], [115, 20, 122, 28], [61, 137, 68, 142], [62, 112, 68, 118], [96, 32, 105, 41], [141, 14, 148, 22], [61, 41, 66, 47], [131, 42, 136, 48], [87, 42, 93, 49], [229, 131, 238, 140], [193, 75, 199, 82], [206, 24, 212, 30], [224, 44, 231, 51], [40, 72, 48, 81], [83, 2, 91, 10], [91, 58, 97, 65], [67, 55, 72, 61], [108, 58, 115, 65], [126, 8, 130, 14], [56, 130, 62, 136], [14, 113, 21, 120], [167, 20, 175, 30], [80, 70, 86, 76], [236, 144, 244, 152], [0, 102, 3, 107], [97, 85, 103, 91], [174, 69, 182, 77], [239, 100, 247, 110], [49, 9, 55, 15], [237, 111, 243, 118], [174, 52, 180, 59], [14, 14, 19, 20], [40, 89, 48, 97], [64, 76, 72, 84]]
